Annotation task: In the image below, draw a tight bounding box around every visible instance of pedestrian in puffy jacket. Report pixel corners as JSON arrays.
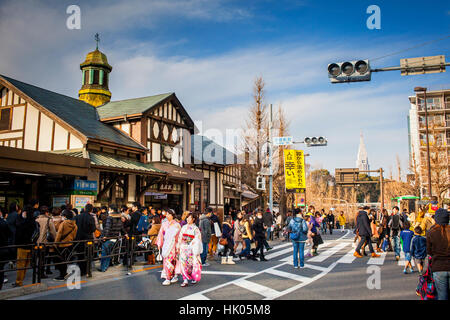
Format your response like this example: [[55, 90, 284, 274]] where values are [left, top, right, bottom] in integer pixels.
[[411, 226, 427, 274], [220, 216, 235, 265]]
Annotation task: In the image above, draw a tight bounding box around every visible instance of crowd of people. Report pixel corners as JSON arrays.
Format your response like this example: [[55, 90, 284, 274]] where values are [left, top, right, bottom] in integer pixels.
[[0, 198, 448, 300]]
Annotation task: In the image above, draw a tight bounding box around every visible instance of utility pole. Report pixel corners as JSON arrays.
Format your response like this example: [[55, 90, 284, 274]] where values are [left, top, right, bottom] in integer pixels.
[[269, 103, 273, 213], [379, 168, 384, 211]]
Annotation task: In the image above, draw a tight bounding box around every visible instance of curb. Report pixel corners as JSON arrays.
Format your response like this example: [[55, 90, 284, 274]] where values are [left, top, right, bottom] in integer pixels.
[[0, 283, 48, 300]]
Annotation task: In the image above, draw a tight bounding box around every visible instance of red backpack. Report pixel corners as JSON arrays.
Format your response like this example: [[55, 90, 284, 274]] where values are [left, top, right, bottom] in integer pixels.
[[416, 257, 437, 300]]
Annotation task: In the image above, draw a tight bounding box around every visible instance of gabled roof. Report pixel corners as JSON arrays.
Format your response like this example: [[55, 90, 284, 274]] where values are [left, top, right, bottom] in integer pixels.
[[0, 75, 145, 151], [97, 92, 195, 129], [191, 135, 237, 166]]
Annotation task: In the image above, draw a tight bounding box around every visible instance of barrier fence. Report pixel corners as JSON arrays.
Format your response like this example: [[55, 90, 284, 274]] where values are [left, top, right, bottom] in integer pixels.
[[0, 234, 160, 286]]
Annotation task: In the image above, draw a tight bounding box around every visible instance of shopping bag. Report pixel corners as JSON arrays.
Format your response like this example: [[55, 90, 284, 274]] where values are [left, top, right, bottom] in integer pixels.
[[156, 249, 163, 262], [214, 222, 222, 237], [416, 257, 437, 300]]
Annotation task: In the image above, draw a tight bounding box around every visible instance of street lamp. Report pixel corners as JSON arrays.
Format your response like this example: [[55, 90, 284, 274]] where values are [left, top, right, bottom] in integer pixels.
[[414, 86, 433, 197]]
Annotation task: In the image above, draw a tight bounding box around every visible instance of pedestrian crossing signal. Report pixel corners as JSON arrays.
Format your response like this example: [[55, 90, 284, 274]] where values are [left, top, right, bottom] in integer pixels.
[[256, 176, 265, 190]]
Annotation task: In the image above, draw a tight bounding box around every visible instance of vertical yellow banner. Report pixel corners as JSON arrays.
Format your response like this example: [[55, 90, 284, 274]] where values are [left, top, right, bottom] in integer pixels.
[[284, 149, 306, 193]]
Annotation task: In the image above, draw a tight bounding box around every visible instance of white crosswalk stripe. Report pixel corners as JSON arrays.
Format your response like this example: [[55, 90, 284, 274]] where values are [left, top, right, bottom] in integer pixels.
[[179, 293, 210, 300], [337, 249, 357, 264], [234, 279, 281, 299], [367, 251, 387, 265], [264, 268, 312, 283], [308, 242, 349, 262]]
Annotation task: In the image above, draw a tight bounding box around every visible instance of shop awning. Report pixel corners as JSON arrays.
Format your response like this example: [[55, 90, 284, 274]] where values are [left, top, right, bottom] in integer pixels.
[[0, 146, 90, 177], [151, 162, 204, 181], [51, 149, 166, 176]]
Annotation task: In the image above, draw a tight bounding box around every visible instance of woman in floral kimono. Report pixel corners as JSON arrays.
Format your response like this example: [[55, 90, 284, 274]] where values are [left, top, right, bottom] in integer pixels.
[[176, 212, 203, 287], [156, 209, 181, 286]]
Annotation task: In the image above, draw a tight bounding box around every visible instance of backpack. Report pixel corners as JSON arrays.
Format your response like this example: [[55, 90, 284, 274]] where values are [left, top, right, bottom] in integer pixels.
[[391, 215, 400, 230], [289, 218, 307, 241], [416, 257, 437, 300], [31, 221, 40, 243]]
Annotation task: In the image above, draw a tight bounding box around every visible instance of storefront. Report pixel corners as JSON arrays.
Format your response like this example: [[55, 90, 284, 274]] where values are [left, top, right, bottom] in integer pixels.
[[0, 146, 90, 210]]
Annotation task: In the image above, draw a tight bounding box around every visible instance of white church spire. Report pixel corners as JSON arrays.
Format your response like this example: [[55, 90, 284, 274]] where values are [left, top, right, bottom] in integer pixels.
[[356, 131, 369, 172]]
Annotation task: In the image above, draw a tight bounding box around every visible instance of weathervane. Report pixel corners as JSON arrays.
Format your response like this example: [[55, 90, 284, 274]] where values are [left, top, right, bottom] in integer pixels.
[[95, 33, 100, 50]]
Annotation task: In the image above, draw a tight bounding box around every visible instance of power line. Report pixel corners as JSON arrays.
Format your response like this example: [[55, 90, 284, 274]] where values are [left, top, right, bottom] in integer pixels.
[[371, 34, 450, 62]]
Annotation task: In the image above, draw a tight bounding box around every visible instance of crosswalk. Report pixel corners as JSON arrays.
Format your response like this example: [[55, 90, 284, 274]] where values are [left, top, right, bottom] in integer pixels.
[[178, 230, 413, 300]]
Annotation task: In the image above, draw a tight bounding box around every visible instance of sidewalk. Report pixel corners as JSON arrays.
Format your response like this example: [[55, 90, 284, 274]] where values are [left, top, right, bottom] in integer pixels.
[[0, 254, 162, 300]]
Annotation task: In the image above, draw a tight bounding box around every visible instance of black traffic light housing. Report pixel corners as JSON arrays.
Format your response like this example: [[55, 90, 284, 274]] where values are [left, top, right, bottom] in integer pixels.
[[304, 136, 327, 147], [328, 60, 371, 83]]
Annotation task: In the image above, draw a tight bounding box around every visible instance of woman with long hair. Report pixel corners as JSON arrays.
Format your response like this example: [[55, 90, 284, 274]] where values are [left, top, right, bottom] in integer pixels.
[[176, 212, 202, 287], [233, 211, 245, 258], [156, 209, 181, 286]]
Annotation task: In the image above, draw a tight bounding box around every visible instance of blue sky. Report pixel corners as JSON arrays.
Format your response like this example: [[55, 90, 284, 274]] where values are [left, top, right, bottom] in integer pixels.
[[0, 0, 449, 177]]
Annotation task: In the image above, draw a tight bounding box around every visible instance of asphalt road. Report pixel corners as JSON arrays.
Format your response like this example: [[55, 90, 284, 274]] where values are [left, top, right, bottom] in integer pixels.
[[13, 229, 421, 300]]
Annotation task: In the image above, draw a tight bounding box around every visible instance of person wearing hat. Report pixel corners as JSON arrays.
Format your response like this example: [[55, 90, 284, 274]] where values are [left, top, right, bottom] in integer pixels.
[[426, 208, 449, 300]]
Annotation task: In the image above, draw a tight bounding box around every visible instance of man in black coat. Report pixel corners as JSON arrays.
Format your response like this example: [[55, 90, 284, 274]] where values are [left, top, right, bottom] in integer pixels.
[[354, 206, 380, 258], [75, 204, 96, 276], [327, 211, 335, 235], [0, 207, 11, 290], [129, 202, 142, 236], [252, 211, 268, 261]]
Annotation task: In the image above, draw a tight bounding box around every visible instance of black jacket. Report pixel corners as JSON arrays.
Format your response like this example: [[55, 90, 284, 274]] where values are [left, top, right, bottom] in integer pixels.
[[210, 213, 222, 231], [356, 211, 372, 237], [0, 218, 11, 258], [6, 211, 18, 245], [252, 217, 266, 240], [129, 210, 142, 235], [75, 212, 96, 240], [15, 215, 37, 246], [102, 213, 126, 238], [327, 214, 335, 225], [263, 211, 273, 227]]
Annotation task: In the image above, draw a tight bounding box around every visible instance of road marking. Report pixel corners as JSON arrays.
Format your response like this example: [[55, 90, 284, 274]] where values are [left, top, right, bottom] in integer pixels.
[[201, 271, 254, 276], [265, 268, 312, 283], [337, 249, 357, 264], [308, 242, 349, 262], [234, 279, 280, 299], [179, 293, 210, 300], [367, 251, 387, 265], [303, 263, 328, 272], [265, 247, 294, 260]]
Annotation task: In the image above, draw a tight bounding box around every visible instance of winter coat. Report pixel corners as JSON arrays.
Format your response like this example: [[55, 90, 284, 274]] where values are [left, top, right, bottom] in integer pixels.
[[129, 210, 142, 235], [199, 214, 212, 243], [55, 220, 78, 247], [233, 219, 243, 242], [410, 235, 427, 259], [338, 215, 346, 226], [221, 222, 234, 246], [75, 212, 96, 240], [252, 217, 266, 240], [426, 224, 450, 272], [147, 223, 161, 245], [240, 220, 253, 240], [356, 211, 372, 237], [6, 211, 18, 245], [263, 211, 273, 227], [137, 215, 150, 233], [210, 213, 221, 232], [52, 216, 64, 232], [14, 215, 37, 247], [35, 215, 57, 244], [101, 213, 126, 238], [0, 218, 11, 259]]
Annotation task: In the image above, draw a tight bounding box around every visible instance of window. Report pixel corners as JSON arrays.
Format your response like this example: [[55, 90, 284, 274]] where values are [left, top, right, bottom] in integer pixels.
[[0, 108, 11, 131], [93, 70, 99, 84], [103, 72, 108, 87], [84, 70, 89, 86]]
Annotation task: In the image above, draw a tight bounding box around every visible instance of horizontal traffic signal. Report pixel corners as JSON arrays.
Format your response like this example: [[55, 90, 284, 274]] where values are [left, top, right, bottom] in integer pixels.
[[328, 60, 371, 83], [304, 136, 327, 147]]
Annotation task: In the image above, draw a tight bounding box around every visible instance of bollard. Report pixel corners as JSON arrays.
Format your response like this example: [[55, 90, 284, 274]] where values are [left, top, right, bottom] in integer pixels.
[[87, 241, 93, 278], [32, 245, 38, 284]]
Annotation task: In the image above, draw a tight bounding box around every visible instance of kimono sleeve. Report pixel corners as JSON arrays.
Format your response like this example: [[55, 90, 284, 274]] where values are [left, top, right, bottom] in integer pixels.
[[192, 226, 203, 256], [156, 222, 165, 249]]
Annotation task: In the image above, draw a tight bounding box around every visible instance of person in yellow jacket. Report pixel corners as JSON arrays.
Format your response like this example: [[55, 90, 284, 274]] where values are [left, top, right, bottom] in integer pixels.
[[238, 214, 253, 260], [338, 212, 346, 232], [409, 209, 435, 236]]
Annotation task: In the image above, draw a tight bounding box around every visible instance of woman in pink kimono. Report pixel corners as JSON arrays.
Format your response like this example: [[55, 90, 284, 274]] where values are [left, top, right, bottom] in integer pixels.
[[156, 209, 181, 286], [176, 212, 203, 287]]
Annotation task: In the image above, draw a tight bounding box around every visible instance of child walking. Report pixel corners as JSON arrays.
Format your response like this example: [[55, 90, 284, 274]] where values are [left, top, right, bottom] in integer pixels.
[[410, 226, 427, 274], [400, 221, 414, 274], [304, 215, 314, 257]]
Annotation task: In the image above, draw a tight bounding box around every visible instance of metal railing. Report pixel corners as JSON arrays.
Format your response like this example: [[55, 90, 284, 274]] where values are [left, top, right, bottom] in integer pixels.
[[0, 234, 160, 287]]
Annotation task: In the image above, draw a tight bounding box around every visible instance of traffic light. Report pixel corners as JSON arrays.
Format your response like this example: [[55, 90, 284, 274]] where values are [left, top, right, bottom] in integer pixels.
[[304, 136, 327, 147], [328, 60, 371, 83], [256, 175, 266, 190]]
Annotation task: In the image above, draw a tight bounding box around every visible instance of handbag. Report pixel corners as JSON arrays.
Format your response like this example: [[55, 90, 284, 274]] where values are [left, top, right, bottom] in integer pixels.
[[156, 249, 163, 262], [46, 217, 55, 242], [416, 257, 437, 300], [219, 238, 228, 246]]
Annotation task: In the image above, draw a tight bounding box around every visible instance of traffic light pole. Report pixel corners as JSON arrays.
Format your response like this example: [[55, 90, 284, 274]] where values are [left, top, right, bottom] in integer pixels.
[[269, 103, 273, 213]]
